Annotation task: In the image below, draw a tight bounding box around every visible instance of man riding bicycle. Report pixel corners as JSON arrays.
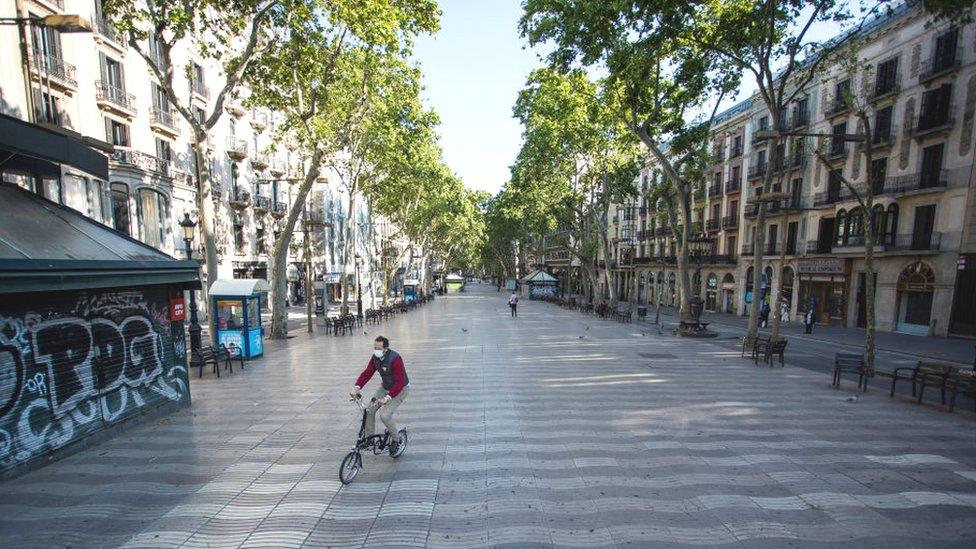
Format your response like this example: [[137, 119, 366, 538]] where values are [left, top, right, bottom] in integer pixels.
[[349, 336, 409, 454]]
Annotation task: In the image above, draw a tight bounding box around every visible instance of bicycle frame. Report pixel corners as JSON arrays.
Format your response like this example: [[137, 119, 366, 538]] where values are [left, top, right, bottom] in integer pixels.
[[352, 397, 388, 452]]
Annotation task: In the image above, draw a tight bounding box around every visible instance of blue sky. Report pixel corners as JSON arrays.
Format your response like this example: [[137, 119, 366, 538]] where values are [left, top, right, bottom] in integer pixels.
[[413, 1, 854, 196], [413, 0, 541, 195]]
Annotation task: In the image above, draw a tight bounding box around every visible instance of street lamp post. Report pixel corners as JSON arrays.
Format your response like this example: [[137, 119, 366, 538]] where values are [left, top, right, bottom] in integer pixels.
[[179, 213, 203, 361], [679, 234, 717, 338], [355, 253, 363, 318]]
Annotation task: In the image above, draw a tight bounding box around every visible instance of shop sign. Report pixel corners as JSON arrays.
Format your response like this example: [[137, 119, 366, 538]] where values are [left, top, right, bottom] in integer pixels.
[[169, 297, 185, 321], [324, 273, 341, 283], [404, 278, 420, 285], [798, 258, 844, 275]]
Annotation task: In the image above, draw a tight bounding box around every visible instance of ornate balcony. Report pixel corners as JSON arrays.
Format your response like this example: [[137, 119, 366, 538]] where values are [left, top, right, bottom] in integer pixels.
[[110, 148, 170, 176], [705, 219, 720, 233], [708, 183, 722, 197], [92, 14, 122, 48], [918, 51, 960, 84], [250, 111, 268, 131], [95, 80, 137, 117], [825, 100, 850, 119], [226, 137, 248, 161], [747, 163, 767, 181], [251, 154, 269, 171], [271, 201, 288, 218], [269, 162, 286, 177], [229, 187, 251, 209], [253, 195, 271, 214], [30, 51, 77, 89], [191, 77, 210, 101], [725, 179, 741, 194], [150, 107, 179, 136], [722, 215, 738, 230], [912, 107, 955, 139]]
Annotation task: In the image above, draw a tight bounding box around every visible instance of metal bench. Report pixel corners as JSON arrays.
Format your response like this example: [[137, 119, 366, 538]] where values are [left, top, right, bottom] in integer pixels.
[[193, 343, 244, 378], [947, 369, 976, 413], [741, 334, 770, 361], [832, 352, 870, 391], [756, 339, 788, 367], [890, 361, 954, 404]]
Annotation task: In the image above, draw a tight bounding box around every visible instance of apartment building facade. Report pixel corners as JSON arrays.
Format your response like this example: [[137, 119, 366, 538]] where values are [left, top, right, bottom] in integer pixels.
[[0, 0, 403, 308], [597, 4, 976, 337]]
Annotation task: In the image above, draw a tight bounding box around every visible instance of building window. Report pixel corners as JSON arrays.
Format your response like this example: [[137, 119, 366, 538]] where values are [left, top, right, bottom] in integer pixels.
[[256, 220, 266, 255], [874, 57, 899, 97], [38, 91, 64, 126], [835, 209, 847, 246], [156, 138, 172, 163], [834, 79, 850, 106], [920, 143, 945, 188], [90, 180, 111, 224], [111, 182, 131, 235], [233, 213, 245, 253], [918, 84, 951, 130], [870, 157, 888, 195], [138, 188, 168, 249], [62, 175, 89, 215], [874, 106, 893, 143], [830, 122, 846, 155], [105, 118, 130, 147]]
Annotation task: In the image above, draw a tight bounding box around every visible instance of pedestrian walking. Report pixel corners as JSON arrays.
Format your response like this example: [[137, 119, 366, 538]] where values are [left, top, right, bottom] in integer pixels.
[[509, 292, 519, 318], [804, 308, 815, 334]]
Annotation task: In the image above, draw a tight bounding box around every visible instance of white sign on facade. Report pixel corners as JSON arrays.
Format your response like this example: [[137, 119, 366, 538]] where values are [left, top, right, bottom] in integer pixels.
[[797, 258, 845, 275]]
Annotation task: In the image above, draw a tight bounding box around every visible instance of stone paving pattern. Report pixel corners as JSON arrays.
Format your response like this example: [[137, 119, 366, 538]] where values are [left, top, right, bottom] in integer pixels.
[[1, 284, 975, 548]]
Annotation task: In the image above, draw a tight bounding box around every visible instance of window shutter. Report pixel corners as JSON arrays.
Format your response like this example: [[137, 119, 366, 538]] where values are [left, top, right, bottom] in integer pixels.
[[50, 28, 62, 59]]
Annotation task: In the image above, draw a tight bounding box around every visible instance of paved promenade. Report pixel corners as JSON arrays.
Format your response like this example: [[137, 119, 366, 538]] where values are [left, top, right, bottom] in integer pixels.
[[1, 284, 975, 548]]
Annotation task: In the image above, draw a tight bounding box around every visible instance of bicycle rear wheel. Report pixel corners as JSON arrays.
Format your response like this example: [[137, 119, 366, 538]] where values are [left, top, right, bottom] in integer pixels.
[[339, 451, 362, 484]]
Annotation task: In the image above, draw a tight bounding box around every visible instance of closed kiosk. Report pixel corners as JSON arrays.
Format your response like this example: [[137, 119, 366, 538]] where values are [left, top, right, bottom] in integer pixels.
[[404, 278, 420, 302], [445, 274, 465, 293], [210, 279, 269, 359]]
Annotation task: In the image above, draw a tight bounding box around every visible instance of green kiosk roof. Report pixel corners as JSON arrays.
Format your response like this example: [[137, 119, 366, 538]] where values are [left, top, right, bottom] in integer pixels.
[[0, 183, 201, 294]]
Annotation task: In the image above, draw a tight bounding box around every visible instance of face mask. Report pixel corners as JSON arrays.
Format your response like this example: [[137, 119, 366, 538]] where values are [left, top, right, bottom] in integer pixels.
[[373, 349, 384, 359]]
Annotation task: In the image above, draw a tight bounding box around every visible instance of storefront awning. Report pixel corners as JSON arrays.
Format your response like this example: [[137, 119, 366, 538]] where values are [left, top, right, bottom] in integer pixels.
[[0, 114, 109, 180]]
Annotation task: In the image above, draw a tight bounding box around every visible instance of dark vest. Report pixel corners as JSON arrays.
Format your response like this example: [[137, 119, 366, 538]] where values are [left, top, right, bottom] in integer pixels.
[[373, 349, 407, 390]]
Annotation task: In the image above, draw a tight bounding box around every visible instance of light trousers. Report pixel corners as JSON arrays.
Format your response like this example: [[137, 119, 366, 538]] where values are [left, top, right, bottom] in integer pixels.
[[365, 385, 409, 437]]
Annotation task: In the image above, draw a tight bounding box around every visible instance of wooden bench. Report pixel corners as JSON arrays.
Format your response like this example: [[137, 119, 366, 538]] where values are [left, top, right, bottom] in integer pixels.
[[755, 339, 788, 367], [832, 352, 870, 391], [889, 361, 954, 404], [193, 344, 244, 378]]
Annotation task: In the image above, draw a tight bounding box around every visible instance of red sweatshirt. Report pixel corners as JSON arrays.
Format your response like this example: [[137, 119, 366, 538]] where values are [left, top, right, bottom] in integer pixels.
[[355, 354, 408, 398]]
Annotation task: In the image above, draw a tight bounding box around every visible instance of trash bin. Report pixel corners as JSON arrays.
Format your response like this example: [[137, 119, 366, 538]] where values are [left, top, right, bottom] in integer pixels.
[[210, 279, 269, 359]]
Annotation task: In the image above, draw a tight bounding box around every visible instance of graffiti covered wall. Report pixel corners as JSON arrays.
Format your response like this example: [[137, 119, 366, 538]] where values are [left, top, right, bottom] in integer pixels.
[[0, 286, 189, 477]]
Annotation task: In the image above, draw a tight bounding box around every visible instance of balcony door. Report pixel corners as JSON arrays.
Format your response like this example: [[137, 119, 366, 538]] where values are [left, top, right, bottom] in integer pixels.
[[919, 143, 944, 188], [817, 217, 834, 253], [828, 169, 841, 202], [912, 204, 936, 250]]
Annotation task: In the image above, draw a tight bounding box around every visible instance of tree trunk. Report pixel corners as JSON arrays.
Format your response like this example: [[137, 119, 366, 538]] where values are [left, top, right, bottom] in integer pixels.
[[770, 213, 788, 341], [269, 148, 324, 339], [191, 140, 219, 340], [675, 194, 693, 322], [655, 275, 663, 325]]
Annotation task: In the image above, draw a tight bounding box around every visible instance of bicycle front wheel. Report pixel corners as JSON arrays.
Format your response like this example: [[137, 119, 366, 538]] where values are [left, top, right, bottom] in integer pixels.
[[339, 451, 362, 484]]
